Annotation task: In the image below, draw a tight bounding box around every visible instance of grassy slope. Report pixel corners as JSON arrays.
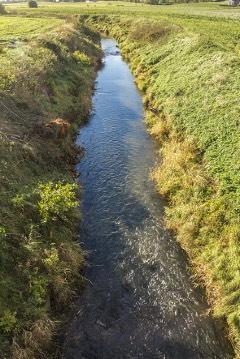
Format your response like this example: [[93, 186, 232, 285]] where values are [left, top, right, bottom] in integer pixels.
[[0, 14, 101, 358], [2, 1, 240, 357]]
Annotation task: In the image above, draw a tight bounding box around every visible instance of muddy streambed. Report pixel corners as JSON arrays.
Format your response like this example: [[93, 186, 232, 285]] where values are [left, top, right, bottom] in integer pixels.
[[63, 39, 232, 359]]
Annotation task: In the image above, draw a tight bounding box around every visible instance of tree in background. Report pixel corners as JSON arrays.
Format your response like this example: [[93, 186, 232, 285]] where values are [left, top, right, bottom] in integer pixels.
[[0, 4, 7, 14], [28, 0, 38, 8]]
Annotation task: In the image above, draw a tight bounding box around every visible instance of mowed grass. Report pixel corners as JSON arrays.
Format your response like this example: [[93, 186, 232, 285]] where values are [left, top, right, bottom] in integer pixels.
[[6, 0, 240, 19], [0, 16, 63, 41]]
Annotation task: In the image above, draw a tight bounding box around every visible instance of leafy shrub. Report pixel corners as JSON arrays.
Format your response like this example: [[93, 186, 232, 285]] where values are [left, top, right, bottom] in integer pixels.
[[28, 0, 38, 8], [72, 51, 91, 65], [0, 311, 17, 334], [37, 181, 79, 223], [29, 276, 48, 306]]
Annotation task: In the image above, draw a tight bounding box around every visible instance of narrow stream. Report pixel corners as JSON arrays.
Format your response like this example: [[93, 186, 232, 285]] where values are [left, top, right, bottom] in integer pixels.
[[63, 39, 232, 359]]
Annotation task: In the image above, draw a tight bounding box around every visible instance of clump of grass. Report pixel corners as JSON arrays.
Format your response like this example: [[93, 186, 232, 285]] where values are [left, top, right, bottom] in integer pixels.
[[145, 111, 171, 144], [12, 317, 55, 359], [129, 21, 178, 42], [73, 50, 91, 65]]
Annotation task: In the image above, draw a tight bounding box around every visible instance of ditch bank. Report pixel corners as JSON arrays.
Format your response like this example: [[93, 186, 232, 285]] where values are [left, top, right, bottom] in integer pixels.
[[85, 15, 240, 357], [0, 18, 101, 359]]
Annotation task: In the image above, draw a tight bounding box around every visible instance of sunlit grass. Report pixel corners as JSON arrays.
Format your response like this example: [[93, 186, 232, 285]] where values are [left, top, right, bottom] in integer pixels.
[[5, 1, 240, 50], [6, 0, 240, 19], [0, 16, 63, 40]]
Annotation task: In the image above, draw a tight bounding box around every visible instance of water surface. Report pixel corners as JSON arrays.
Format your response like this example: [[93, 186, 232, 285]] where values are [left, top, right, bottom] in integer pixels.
[[63, 39, 232, 359]]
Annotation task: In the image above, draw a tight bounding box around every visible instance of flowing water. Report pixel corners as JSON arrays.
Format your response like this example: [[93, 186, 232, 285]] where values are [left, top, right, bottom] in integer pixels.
[[63, 39, 232, 359]]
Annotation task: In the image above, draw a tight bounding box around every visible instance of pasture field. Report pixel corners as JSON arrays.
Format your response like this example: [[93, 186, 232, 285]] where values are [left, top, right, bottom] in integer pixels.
[[0, 16, 62, 40], [6, 0, 240, 19], [5, 1, 240, 49]]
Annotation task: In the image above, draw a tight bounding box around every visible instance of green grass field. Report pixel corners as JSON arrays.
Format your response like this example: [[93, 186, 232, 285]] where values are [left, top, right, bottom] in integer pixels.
[[5, 1, 240, 49], [0, 16, 62, 40], [5, 0, 240, 18]]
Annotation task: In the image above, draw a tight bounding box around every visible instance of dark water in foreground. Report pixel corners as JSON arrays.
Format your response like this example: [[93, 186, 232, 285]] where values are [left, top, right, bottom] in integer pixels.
[[63, 39, 232, 359]]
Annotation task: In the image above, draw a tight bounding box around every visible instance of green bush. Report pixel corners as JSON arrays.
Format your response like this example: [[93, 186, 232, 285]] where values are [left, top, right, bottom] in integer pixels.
[[37, 181, 79, 224], [72, 50, 92, 65], [0, 311, 17, 334]]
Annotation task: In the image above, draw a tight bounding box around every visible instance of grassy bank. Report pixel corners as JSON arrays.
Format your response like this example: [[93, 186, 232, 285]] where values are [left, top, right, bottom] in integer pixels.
[[85, 14, 240, 357], [0, 14, 101, 358]]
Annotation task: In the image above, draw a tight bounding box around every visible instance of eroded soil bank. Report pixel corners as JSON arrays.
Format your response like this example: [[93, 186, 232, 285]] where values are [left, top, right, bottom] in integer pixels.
[[63, 39, 233, 359]]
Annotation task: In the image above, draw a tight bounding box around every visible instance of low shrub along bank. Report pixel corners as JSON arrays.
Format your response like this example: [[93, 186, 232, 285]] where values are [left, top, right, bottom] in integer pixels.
[[0, 17, 101, 358], [86, 15, 240, 357]]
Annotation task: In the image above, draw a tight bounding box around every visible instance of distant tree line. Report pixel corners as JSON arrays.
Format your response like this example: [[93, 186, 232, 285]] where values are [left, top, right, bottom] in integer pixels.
[[127, 0, 238, 5], [228, 0, 240, 5], [0, 3, 7, 13], [28, 0, 38, 7], [47, 0, 89, 2]]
